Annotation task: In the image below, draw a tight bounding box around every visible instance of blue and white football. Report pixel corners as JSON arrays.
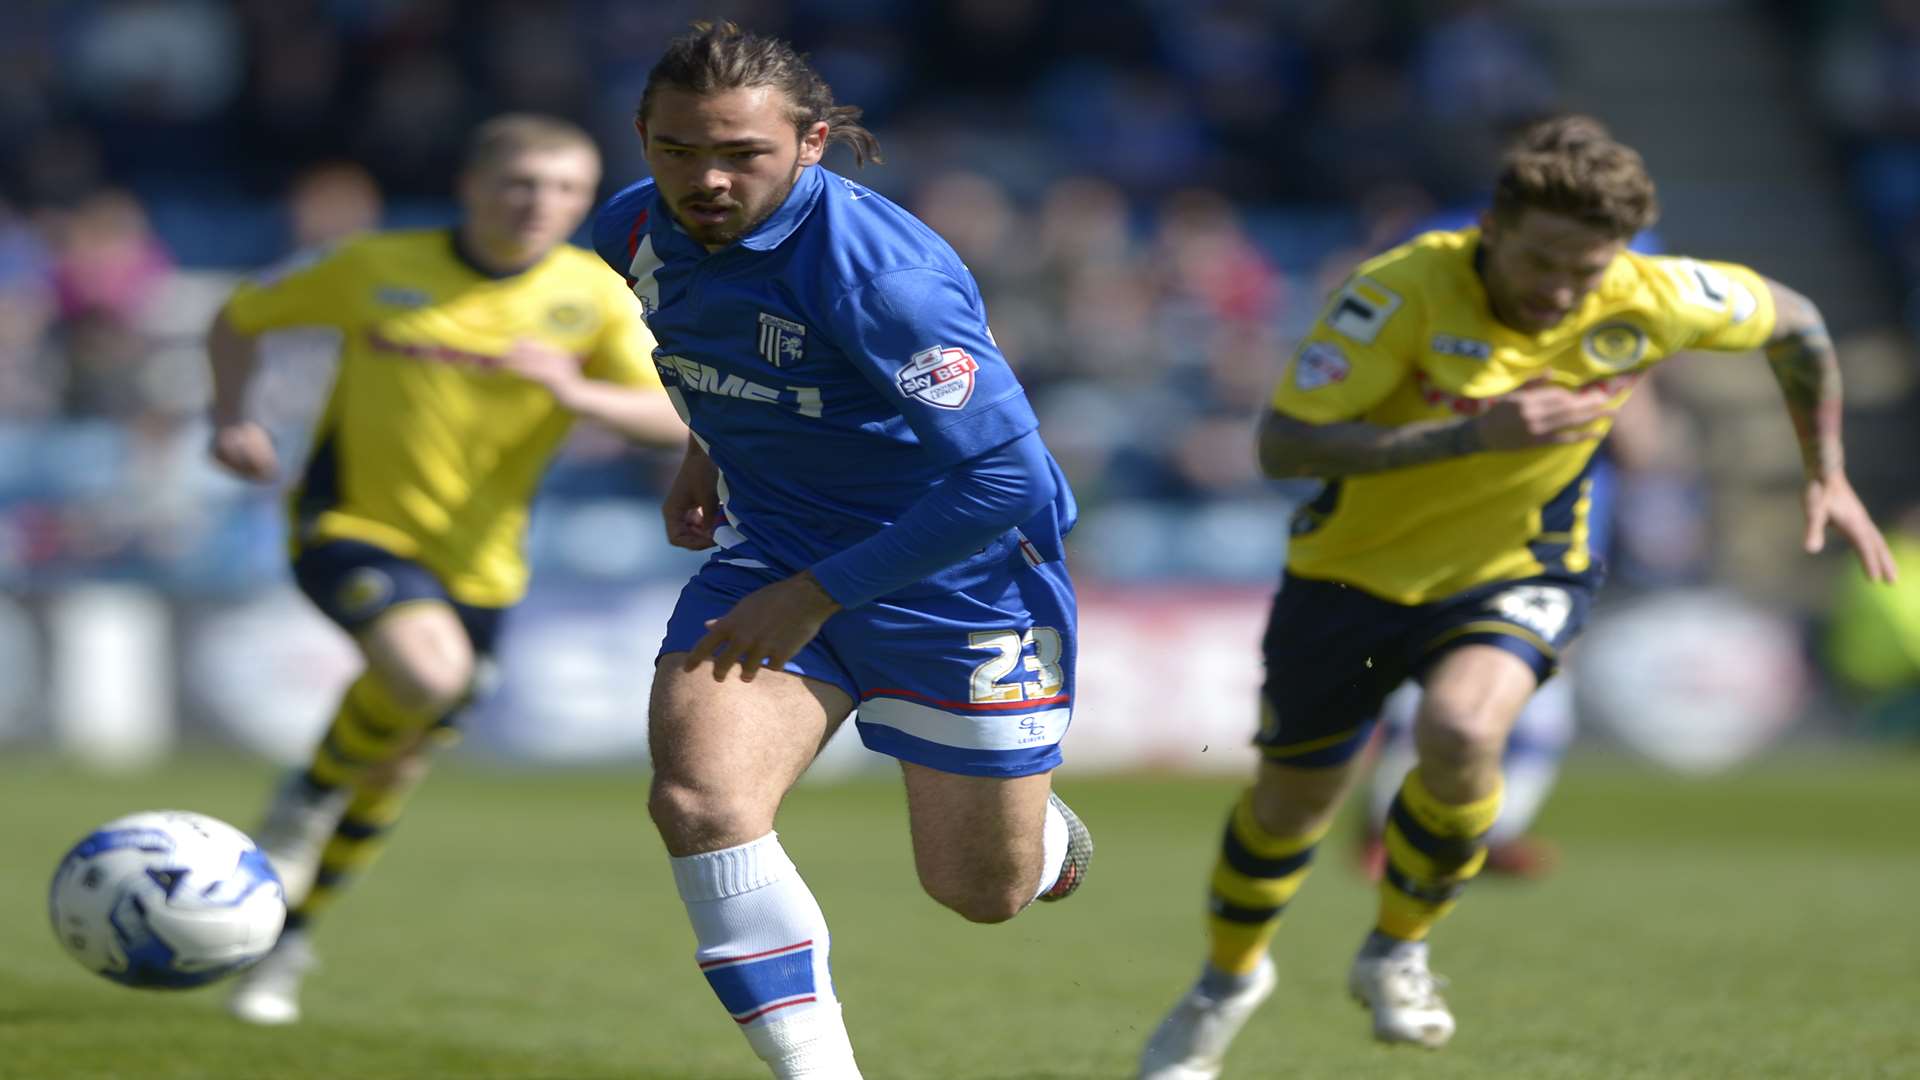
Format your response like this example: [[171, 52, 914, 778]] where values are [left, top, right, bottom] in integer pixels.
[[49, 810, 286, 989]]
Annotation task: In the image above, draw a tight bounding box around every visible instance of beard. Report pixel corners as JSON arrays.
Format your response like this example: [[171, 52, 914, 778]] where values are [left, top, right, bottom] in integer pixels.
[[674, 163, 803, 248]]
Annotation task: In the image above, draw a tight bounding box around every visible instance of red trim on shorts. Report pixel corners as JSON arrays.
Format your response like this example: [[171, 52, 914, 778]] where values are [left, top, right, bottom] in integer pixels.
[[861, 687, 1071, 712]]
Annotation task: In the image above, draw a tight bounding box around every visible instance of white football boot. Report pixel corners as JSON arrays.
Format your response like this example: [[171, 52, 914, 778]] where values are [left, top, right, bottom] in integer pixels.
[[1137, 956, 1277, 1080], [1347, 949, 1454, 1048], [251, 772, 350, 906], [227, 929, 316, 1026]]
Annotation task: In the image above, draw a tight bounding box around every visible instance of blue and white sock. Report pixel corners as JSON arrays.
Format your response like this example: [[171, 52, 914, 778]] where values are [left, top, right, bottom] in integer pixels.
[[671, 833, 860, 1078]]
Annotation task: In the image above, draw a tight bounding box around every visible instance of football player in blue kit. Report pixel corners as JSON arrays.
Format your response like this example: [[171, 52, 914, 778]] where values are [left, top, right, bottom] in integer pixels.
[[592, 22, 1091, 1079]]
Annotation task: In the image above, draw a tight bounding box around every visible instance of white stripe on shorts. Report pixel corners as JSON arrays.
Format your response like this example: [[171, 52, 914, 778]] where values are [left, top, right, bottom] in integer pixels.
[[857, 694, 1071, 752]]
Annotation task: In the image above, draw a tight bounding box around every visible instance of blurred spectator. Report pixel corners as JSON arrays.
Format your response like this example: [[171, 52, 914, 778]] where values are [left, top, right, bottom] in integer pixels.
[[46, 191, 176, 420], [286, 161, 383, 250], [1818, 0, 1920, 291]]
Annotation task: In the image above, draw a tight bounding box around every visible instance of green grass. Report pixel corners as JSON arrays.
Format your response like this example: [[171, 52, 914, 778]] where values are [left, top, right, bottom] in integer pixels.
[[3, 753, 1918, 1079]]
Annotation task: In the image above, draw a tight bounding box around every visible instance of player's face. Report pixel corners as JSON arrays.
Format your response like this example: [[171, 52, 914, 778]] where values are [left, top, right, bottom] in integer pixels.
[[460, 144, 601, 267], [640, 84, 827, 251], [1479, 209, 1626, 334]]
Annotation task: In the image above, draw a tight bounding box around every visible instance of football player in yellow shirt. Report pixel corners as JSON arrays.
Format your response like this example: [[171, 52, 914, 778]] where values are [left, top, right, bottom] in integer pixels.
[[205, 114, 684, 1026], [1140, 115, 1898, 1077]]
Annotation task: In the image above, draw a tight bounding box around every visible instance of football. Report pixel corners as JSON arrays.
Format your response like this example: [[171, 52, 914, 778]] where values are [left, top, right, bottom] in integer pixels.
[[49, 810, 286, 989]]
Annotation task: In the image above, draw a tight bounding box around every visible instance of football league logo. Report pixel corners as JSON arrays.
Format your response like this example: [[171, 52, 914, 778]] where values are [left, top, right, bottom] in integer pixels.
[[1293, 342, 1351, 391], [757, 312, 806, 367], [895, 346, 979, 410]]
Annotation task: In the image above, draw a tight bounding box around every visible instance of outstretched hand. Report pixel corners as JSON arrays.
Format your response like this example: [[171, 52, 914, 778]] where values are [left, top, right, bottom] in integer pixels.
[[1803, 472, 1898, 583], [683, 572, 843, 682]]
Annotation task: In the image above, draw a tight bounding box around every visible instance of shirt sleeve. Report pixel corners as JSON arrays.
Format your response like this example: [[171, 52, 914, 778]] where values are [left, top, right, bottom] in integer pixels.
[[1645, 255, 1777, 353], [809, 429, 1056, 609], [1270, 272, 1422, 423], [222, 242, 365, 335], [584, 280, 663, 390], [826, 266, 1038, 466]]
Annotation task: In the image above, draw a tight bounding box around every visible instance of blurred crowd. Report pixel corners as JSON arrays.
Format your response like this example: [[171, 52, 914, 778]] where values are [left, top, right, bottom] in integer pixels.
[[0, 0, 1563, 589], [1803, 0, 1920, 329], [0, 0, 1914, 734]]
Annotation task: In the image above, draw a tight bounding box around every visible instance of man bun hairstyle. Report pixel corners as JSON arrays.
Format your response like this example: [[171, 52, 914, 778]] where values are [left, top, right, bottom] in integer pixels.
[[638, 20, 883, 167], [1491, 114, 1658, 238]]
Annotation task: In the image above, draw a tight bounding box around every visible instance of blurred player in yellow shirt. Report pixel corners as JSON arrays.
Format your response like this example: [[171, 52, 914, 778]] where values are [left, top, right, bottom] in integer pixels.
[[205, 114, 684, 1026], [1141, 116, 1898, 1077]]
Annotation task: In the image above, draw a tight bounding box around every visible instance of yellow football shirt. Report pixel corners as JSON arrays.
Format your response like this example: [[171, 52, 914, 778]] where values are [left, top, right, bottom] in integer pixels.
[[224, 229, 662, 608], [1272, 227, 1776, 605]]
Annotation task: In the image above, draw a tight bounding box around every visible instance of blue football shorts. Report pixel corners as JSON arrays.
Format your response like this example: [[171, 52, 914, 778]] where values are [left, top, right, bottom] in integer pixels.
[[1256, 571, 1594, 768], [659, 539, 1077, 779]]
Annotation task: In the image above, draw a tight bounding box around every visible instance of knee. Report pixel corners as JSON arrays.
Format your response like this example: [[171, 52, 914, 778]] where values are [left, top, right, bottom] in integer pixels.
[[919, 873, 1028, 925], [647, 776, 770, 855], [379, 660, 474, 719], [1249, 765, 1350, 838], [1415, 696, 1508, 775]]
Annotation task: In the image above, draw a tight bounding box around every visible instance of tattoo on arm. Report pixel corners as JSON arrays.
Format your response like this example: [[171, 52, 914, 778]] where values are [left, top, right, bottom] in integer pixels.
[[1763, 283, 1844, 476], [1258, 413, 1483, 479]]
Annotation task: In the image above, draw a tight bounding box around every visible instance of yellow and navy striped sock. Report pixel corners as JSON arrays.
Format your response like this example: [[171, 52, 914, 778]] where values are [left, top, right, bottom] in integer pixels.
[[284, 671, 444, 931], [302, 673, 433, 791], [285, 780, 417, 931], [1376, 771, 1503, 942], [1206, 790, 1331, 976]]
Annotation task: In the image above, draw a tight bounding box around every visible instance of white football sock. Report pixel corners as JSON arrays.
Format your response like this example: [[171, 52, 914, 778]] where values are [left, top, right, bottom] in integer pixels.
[[671, 833, 859, 1078], [1029, 795, 1070, 901]]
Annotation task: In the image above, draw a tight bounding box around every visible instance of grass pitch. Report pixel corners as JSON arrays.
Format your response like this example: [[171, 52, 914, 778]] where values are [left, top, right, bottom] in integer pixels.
[[2, 752, 1916, 1079]]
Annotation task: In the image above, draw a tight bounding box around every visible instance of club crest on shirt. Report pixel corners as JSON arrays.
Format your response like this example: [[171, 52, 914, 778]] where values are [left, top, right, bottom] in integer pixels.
[[546, 301, 596, 333], [895, 346, 979, 410], [757, 312, 806, 367], [1582, 320, 1648, 370], [1293, 341, 1351, 391]]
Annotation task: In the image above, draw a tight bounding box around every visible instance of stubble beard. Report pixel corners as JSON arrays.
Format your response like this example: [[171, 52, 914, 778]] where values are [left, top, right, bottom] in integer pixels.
[[678, 161, 804, 249]]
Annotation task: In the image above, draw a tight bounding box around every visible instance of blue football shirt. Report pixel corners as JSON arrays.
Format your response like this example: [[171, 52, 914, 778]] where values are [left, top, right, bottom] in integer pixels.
[[591, 165, 1075, 590]]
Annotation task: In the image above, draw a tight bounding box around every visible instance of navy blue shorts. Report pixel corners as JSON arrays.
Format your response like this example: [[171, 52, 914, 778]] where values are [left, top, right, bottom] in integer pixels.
[[1256, 572, 1593, 767], [659, 539, 1077, 779], [292, 540, 508, 658]]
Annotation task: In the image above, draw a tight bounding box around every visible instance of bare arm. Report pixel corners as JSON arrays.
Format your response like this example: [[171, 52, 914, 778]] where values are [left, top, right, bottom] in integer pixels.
[[543, 375, 687, 447], [1756, 277, 1896, 581], [1256, 411, 1483, 478], [205, 306, 280, 482], [497, 339, 686, 447], [1257, 382, 1616, 480], [1759, 276, 1844, 478], [207, 307, 264, 427]]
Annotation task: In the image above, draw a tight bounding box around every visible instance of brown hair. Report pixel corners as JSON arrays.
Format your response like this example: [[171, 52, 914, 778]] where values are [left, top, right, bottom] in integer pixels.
[[638, 20, 883, 167], [464, 113, 599, 174], [1491, 115, 1658, 238]]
